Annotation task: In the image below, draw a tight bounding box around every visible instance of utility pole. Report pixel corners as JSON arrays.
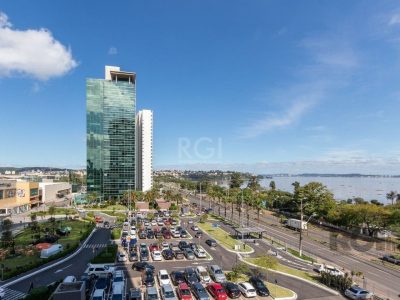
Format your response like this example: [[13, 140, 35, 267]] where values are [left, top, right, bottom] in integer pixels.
[[199, 182, 202, 213], [299, 197, 304, 257]]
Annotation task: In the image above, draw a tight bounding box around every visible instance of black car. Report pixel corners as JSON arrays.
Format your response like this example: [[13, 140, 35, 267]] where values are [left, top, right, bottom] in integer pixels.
[[249, 277, 270, 297], [174, 250, 185, 260], [222, 282, 241, 299], [205, 239, 217, 247], [170, 271, 186, 286], [180, 230, 188, 238], [184, 267, 199, 285], [142, 269, 155, 287], [155, 231, 163, 238], [189, 243, 198, 251], [191, 282, 209, 300], [140, 250, 149, 261], [147, 230, 155, 239], [195, 231, 203, 238], [139, 231, 147, 239], [178, 241, 189, 250], [162, 249, 174, 260], [132, 262, 155, 272]]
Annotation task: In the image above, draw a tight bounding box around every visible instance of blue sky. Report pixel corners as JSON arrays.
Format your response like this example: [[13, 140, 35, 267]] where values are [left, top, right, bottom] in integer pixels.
[[1, 0, 400, 174]]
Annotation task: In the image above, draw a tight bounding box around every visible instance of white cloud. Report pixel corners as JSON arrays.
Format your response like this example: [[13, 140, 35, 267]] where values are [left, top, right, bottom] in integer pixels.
[[0, 12, 77, 80], [108, 46, 117, 55], [389, 14, 400, 26], [239, 100, 316, 139], [0, 12, 11, 28]]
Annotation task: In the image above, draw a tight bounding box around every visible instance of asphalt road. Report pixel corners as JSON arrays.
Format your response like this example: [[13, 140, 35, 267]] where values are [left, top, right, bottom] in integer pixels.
[[0, 216, 340, 300], [186, 193, 400, 299]]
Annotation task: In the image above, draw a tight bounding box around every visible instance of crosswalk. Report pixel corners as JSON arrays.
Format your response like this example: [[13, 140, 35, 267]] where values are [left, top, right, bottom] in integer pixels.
[[1, 287, 26, 300], [83, 243, 108, 249]]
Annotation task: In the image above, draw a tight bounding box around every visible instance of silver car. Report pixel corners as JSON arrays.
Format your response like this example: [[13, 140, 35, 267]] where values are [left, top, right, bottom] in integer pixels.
[[345, 286, 373, 300], [184, 249, 195, 260], [160, 284, 177, 300], [208, 265, 226, 283]]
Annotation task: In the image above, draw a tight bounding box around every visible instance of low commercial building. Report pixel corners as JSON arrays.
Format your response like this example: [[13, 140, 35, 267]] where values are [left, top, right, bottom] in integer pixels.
[[53, 281, 86, 300], [39, 182, 72, 205], [0, 180, 40, 216]]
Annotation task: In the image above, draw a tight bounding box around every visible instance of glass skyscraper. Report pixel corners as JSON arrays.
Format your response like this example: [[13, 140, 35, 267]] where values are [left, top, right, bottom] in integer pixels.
[[86, 66, 136, 200]]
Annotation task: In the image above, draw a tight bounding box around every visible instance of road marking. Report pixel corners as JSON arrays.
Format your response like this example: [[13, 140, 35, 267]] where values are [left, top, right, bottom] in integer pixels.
[[1, 287, 26, 300], [54, 263, 73, 274]]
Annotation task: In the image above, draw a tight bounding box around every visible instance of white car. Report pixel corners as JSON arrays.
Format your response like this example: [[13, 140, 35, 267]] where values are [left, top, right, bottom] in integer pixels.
[[162, 242, 170, 251], [345, 286, 374, 299], [194, 248, 207, 258], [165, 212, 170, 217], [63, 275, 77, 283], [188, 220, 194, 224], [318, 264, 344, 277], [238, 282, 257, 298], [158, 220, 164, 226], [195, 266, 212, 283], [117, 252, 127, 262], [130, 229, 136, 235], [172, 230, 181, 238], [158, 269, 171, 285], [152, 250, 162, 261], [151, 220, 157, 226]]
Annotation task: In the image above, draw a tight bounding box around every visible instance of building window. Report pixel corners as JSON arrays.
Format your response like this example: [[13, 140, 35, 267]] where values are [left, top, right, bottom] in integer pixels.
[[6, 189, 15, 198], [0, 190, 3, 199], [30, 188, 39, 197]]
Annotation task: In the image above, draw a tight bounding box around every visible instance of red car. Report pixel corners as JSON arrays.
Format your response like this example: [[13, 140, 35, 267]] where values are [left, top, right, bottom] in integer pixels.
[[207, 283, 228, 300], [149, 243, 159, 252], [163, 230, 172, 239], [177, 283, 192, 300]]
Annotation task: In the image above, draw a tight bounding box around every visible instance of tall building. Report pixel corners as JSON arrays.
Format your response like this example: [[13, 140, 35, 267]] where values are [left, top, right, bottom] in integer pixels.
[[136, 110, 153, 192], [86, 66, 136, 200]]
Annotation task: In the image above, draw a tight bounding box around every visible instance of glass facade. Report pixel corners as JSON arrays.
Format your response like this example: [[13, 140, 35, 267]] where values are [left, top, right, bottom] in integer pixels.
[[86, 77, 136, 200]]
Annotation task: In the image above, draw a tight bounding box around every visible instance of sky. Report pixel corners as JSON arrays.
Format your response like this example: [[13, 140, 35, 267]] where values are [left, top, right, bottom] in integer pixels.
[[1, 0, 400, 174]]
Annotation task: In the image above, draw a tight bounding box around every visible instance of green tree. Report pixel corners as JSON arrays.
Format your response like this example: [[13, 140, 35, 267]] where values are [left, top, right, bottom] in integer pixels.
[[1, 219, 15, 251], [296, 182, 336, 218], [230, 173, 243, 189], [247, 175, 261, 191], [269, 180, 276, 191], [386, 191, 397, 206], [48, 205, 56, 218]]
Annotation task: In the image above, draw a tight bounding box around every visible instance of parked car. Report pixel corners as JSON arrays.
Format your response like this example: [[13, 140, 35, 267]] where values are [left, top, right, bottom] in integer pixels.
[[208, 265, 226, 283], [129, 251, 139, 262], [139, 231, 147, 239], [85, 264, 115, 278], [382, 255, 400, 265], [152, 250, 162, 261], [117, 251, 127, 262], [180, 230, 188, 238], [237, 282, 257, 298], [205, 239, 217, 247], [171, 271, 186, 286], [179, 241, 189, 250], [172, 230, 182, 238], [163, 231, 172, 239], [191, 225, 199, 231], [184, 249, 195, 260], [149, 243, 159, 252], [195, 231, 203, 238], [132, 262, 155, 272], [141, 250, 150, 262], [345, 286, 374, 299], [177, 282, 193, 300], [145, 287, 159, 300], [63, 275, 77, 283], [191, 282, 209, 300], [161, 242, 170, 251], [184, 267, 200, 285], [194, 248, 207, 258], [142, 270, 155, 287], [195, 266, 212, 283], [160, 284, 177, 300], [207, 283, 228, 300], [151, 220, 157, 226], [158, 269, 171, 285], [174, 250, 185, 260], [147, 230, 155, 239], [129, 288, 142, 300], [221, 282, 241, 299], [248, 277, 269, 297], [162, 249, 174, 260]]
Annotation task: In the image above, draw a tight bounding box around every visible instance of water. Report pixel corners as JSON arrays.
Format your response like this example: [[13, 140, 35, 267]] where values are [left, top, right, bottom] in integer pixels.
[[259, 176, 400, 204]]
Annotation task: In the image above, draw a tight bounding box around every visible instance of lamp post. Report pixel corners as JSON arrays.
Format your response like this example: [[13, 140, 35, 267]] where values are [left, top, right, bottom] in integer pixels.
[[199, 182, 202, 213], [299, 199, 316, 257]]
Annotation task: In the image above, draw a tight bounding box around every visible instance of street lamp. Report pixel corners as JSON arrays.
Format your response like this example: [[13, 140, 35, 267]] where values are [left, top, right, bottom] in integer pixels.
[[199, 182, 202, 212], [299, 197, 316, 257]]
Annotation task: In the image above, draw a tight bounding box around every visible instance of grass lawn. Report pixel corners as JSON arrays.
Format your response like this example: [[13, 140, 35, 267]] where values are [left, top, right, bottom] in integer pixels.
[[33, 208, 77, 216], [2, 220, 93, 279], [197, 222, 253, 253], [89, 204, 128, 211], [286, 248, 314, 263], [245, 257, 319, 283]]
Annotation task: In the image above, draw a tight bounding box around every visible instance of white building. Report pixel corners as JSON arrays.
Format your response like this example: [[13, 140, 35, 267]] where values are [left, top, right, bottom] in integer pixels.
[[136, 109, 153, 192], [39, 182, 72, 204]]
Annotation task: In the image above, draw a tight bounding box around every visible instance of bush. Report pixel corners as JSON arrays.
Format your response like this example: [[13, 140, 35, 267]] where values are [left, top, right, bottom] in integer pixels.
[[319, 272, 352, 292], [111, 228, 121, 240]]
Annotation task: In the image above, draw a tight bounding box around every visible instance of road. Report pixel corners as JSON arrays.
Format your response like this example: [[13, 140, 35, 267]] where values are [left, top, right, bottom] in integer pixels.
[[0, 216, 340, 300], [186, 193, 400, 299]]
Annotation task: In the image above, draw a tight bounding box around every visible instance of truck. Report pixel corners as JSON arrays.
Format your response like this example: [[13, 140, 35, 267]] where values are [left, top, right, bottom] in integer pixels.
[[40, 244, 64, 258], [286, 219, 307, 230]]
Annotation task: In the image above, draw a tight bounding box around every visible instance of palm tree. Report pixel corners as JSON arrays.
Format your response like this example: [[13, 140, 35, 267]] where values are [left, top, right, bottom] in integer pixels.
[[253, 192, 265, 223], [386, 191, 397, 205], [242, 188, 253, 226]]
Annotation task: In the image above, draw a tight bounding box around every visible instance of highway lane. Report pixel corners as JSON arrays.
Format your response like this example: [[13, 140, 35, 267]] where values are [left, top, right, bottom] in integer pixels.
[[186, 193, 400, 299], [2, 227, 111, 294]]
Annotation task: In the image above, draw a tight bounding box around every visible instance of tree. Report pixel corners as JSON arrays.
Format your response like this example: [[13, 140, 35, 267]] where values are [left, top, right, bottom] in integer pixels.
[[242, 188, 253, 226], [247, 176, 261, 191], [253, 192, 265, 222], [230, 173, 243, 189], [1, 219, 15, 251], [227, 262, 251, 281], [199, 214, 208, 223], [386, 191, 397, 206], [269, 180, 276, 191], [48, 205, 56, 218], [370, 199, 383, 206]]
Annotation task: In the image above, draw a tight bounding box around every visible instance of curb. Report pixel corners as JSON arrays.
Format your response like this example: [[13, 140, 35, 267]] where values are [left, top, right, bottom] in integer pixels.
[[274, 292, 298, 300], [197, 223, 255, 255], [0, 228, 97, 288], [240, 256, 339, 296]]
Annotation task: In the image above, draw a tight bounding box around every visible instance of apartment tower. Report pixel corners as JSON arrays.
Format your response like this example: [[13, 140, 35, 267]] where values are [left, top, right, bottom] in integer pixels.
[[136, 110, 153, 192]]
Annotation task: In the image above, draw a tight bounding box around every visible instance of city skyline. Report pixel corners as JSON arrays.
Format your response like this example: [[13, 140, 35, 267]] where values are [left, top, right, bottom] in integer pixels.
[[1, 1, 400, 174]]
